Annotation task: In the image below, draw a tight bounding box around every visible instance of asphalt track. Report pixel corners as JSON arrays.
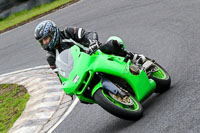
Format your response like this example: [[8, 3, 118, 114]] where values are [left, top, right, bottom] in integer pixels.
[[1, 0, 200, 132]]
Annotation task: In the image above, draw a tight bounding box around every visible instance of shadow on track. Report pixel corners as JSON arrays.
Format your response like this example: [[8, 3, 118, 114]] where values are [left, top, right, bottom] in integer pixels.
[[96, 118, 136, 133]]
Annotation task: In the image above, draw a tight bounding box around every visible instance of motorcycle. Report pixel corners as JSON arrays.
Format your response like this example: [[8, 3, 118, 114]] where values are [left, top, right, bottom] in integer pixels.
[[55, 36, 171, 120]]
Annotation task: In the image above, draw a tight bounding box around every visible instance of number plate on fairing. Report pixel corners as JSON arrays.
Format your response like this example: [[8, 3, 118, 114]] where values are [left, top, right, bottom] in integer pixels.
[[73, 75, 79, 84]]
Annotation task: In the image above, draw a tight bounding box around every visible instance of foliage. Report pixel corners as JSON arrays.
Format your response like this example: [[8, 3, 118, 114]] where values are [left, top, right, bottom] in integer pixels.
[[0, 84, 30, 133], [0, 0, 73, 32]]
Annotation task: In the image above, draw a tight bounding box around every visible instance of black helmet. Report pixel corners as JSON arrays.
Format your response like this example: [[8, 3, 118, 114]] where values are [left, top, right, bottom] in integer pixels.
[[34, 20, 60, 50]]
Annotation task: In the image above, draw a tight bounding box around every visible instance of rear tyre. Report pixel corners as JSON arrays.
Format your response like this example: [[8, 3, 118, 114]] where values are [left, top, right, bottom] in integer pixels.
[[149, 63, 171, 93], [94, 89, 143, 120]]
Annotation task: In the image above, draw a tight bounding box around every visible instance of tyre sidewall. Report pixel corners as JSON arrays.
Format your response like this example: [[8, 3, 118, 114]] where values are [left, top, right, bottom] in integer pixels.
[[150, 63, 171, 93], [94, 89, 143, 120]]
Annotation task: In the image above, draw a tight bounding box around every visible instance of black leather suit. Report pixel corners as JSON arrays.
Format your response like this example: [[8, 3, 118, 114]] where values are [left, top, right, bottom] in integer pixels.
[[46, 27, 127, 69]]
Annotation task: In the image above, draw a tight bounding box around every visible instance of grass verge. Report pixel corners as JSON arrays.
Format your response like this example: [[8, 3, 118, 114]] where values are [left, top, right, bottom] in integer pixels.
[[0, 84, 30, 133], [0, 0, 78, 34]]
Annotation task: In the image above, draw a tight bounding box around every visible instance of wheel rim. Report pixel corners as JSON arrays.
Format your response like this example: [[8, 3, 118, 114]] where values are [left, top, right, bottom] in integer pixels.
[[108, 92, 134, 106], [101, 89, 140, 111], [151, 65, 167, 79]]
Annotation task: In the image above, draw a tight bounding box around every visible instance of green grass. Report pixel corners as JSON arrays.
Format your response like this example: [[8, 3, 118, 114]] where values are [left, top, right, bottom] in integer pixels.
[[0, 0, 74, 32], [0, 84, 30, 133]]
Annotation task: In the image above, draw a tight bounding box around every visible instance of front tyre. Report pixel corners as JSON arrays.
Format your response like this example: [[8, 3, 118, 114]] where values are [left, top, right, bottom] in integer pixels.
[[94, 89, 143, 120]]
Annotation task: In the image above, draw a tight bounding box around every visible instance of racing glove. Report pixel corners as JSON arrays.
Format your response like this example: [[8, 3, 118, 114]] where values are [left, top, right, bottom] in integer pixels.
[[87, 40, 101, 55]]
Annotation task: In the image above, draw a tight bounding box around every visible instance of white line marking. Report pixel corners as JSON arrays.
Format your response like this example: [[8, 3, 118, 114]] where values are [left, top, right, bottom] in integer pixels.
[[47, 97, 79, 133], [0, 65, 49, 77]]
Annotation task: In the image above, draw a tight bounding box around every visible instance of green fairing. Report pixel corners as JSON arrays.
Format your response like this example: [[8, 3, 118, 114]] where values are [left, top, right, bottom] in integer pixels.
[[59, 44, 156, 103], [55, 36, 171, 120]]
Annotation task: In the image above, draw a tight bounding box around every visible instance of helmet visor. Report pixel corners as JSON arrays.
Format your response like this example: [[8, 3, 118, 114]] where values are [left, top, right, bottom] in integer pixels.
[[38, 35, 52, 50]]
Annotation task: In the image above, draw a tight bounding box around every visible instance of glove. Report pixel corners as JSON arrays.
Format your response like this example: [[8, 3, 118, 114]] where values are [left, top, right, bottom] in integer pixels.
[[89, 40, 99, 46], [87, 40, 101, 55]]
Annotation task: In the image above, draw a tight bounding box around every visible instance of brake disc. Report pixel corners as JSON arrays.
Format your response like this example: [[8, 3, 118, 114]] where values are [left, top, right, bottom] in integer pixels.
[[108, 92, 134, 106]]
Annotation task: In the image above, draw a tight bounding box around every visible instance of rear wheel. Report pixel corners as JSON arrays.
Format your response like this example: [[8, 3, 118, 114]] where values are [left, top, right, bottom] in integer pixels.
[[149, 63, 171, 93], [94, 89, 143, 120]]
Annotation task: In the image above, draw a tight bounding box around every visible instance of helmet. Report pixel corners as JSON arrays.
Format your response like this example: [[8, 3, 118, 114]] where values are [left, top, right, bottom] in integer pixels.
[[34, 20, 60, 50]]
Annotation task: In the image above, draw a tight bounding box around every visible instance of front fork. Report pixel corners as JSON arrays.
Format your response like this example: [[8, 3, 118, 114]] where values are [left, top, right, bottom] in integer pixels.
[[91, 73, 126, 97]]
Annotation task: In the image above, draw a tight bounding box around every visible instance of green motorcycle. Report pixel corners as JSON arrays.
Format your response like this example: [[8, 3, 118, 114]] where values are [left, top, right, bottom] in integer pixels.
[[56, 36, 171, 120]]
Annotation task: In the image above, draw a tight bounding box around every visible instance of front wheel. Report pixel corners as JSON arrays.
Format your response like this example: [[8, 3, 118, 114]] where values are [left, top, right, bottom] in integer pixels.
[[94, 89, 143, 120]]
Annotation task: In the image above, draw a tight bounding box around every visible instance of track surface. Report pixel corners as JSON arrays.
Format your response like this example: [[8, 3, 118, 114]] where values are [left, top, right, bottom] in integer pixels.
[[0, 0, 200, 132]]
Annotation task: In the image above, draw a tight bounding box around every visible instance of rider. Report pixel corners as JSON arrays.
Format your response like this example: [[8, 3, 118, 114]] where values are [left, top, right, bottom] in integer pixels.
[[34, 20, 146, 70]]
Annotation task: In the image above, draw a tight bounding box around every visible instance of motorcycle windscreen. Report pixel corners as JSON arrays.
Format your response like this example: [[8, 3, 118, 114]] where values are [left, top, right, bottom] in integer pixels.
[[55, 49, 74, 78]]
